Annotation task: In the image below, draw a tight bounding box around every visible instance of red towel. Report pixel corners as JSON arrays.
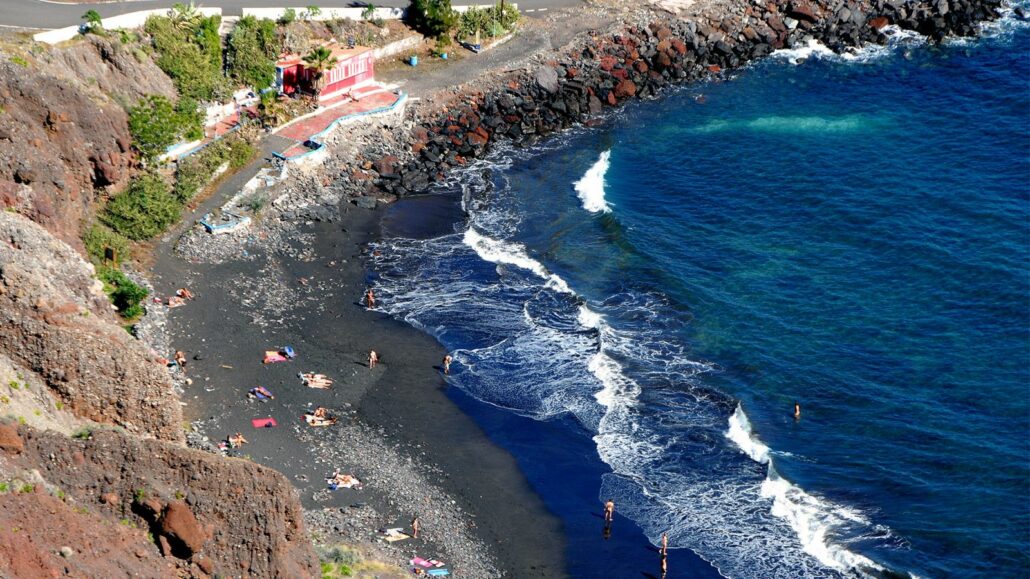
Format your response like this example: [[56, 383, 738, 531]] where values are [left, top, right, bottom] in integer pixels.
[[251, 417, 277, 428]]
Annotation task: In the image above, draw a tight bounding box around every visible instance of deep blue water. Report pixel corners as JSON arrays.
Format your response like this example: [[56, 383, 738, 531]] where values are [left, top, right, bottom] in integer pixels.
[[373, 18, 1030, 579]]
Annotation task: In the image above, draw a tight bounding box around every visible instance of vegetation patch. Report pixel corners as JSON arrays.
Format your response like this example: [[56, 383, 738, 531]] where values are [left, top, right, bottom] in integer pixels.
[[83, 222, 130, 267], [101, 172, 180, 240], [128, 94, 203, 163], [144, 8, 226, 101], [226, 16, 280, 91], [97, 268, 148, 319]]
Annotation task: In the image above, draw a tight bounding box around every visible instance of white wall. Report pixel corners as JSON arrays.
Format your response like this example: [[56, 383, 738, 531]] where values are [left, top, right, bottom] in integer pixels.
[[240, 7, 404, 21], [34, 7, 222, 45]]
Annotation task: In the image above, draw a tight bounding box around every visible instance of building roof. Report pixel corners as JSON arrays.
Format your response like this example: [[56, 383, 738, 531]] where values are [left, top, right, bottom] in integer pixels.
[[276, 43, 373, 68]]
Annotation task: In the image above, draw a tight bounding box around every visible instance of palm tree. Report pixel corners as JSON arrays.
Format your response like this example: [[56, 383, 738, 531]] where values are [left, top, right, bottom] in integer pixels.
[[169, 1, 201, 31], [301, 46, 338, 97]]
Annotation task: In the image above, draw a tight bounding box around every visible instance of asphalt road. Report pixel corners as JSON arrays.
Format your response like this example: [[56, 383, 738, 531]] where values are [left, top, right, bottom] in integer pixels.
[[0, 0, 580, 29]]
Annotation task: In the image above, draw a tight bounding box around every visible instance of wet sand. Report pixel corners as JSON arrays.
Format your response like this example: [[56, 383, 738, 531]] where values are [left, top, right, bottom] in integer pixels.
[[151, 199, 567, 576]]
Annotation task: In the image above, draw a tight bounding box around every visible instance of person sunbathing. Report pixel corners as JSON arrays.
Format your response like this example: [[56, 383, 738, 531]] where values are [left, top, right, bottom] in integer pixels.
[[167, 296, 186, 308], [227, 432, 248, 448], [248, 386, 274, 400], [301, 373, 333, 388], [327, 471, 361, 489], [176, 288, 195, 300], [304, 407, 337, 426]]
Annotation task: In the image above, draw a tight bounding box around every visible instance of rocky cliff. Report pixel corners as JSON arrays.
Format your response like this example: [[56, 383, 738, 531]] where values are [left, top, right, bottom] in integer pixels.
[[0, 210, 320, 577], [0, 423, 319, 578], [0, 211, 183, 441], [0, 36, 174, 246]]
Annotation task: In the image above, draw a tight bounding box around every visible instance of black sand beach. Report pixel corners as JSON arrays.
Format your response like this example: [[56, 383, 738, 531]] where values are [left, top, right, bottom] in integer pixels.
[[151, 191, 567, 576]]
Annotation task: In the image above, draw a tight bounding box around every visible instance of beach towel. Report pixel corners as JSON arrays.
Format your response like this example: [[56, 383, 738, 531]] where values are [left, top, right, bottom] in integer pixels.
[[427, 570, 449, 576], [411, 558, 431, 568], [263, 351, 287, 364], [251, 417, 277, 428], [384, 532, 410, 542]]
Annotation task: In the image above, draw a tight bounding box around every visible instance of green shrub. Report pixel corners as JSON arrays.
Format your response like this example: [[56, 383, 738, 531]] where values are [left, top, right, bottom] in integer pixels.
[[0, 482, 8, 493], [226, 16, 279, 90], [101, 172, 180, 240], [144, 14, 226, 101], [82, 222, 130, 267], [9, 56, 28, 68], [129, 95, 202, 162], [227, 138, 256, 168], [407, 0, 457, 38], [72, 427, 92, 440], [98, 268, 148, 319], [457, 4, 519, 40], [278, 8, 297, 25]]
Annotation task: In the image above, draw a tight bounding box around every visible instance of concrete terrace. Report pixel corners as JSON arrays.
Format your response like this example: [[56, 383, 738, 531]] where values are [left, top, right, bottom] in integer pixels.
[[274, 87, 402, 159]]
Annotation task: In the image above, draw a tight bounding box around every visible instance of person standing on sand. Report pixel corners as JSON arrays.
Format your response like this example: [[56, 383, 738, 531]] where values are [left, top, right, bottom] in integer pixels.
[[661, 532, 668, 556], [368, 349, 379, 369], [794, 401, 801, 420], [411, 516, 420, 538], [603, 499, 615, 523], [365, 288, 376, 309], [174, 350, 187, 370], [442, 354, 452, 375]]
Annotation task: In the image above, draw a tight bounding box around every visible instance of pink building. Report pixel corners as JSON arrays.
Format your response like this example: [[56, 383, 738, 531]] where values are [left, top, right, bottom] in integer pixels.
[[275, 43, 375, 103]]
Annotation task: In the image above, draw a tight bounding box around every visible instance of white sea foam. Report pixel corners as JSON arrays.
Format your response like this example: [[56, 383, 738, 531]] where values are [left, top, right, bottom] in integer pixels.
[[728, 404, 888, 575], [372, 149, 899, 579], [463, 227, 573, 294], [691, 114, 872, 135], [573, 150, 613, 213]]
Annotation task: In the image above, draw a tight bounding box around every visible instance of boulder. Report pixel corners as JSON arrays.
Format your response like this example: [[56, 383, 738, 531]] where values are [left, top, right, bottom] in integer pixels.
[[613, 80, 638, 99], [0, 423, 24, 454], [159, 501, 205, 557], [534, 66, 560, 94]]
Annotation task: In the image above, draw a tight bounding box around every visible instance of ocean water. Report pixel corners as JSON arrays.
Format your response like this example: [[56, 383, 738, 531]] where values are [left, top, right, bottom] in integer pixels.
[[370, 17, 1030, 579]]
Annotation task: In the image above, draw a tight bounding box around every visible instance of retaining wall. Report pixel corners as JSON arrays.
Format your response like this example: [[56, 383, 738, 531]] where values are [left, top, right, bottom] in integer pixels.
[[34, 8, 222, 44]]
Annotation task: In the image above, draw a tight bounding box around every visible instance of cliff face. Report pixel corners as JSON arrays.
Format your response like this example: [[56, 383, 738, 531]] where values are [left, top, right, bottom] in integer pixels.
[[0, 36, 174, 245], [0, 423, 319, 578], [0, 211, 183, 441]]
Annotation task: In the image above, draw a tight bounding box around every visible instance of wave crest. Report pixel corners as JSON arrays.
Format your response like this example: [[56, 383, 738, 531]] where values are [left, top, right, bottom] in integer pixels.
[[574, 150, 613, 213]]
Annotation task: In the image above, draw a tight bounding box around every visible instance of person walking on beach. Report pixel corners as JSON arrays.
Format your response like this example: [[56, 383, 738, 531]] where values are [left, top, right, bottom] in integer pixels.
[[794, 401, 801, 420], [368, 349, 379, 369], [365, 288, 376, 309], [661, 532, 668, 557], [442, 354, 452, 375], [604, 499, 615, 523], [411, 516, 420, 539]]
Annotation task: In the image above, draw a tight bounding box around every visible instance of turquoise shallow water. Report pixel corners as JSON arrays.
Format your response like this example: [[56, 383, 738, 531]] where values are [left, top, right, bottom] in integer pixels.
[[374, 18, 1030, 578]]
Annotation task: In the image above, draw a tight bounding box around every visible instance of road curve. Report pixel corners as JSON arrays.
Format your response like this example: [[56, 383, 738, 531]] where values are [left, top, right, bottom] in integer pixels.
[[0, 0, 582, 29]]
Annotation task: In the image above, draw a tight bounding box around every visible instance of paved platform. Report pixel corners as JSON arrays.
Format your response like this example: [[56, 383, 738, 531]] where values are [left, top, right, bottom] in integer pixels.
[[273, 89, 401, 159]]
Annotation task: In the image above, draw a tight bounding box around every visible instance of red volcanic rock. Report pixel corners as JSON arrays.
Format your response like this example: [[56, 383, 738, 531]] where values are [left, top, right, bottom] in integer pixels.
[[159, 502, 205, 556], [868, 16, 890, 29], [614, 80, 637, 99]]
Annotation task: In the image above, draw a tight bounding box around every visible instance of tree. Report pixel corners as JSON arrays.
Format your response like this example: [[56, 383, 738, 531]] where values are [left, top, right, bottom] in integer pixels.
[[81, 9, 102, 30], [304, 5, 322, 20], [302, 46, 338, 97], [258, 91, 288, 128], [408, 0, 457, 39]]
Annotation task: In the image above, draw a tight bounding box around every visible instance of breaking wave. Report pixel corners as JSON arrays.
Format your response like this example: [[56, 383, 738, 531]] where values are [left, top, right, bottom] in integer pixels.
[[573, 150, 613, 213], [369, 152, 899, 578]]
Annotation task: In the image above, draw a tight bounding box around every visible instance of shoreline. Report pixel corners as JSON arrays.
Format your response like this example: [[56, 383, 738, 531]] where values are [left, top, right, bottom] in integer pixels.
[[151, 196, 567, 576]]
